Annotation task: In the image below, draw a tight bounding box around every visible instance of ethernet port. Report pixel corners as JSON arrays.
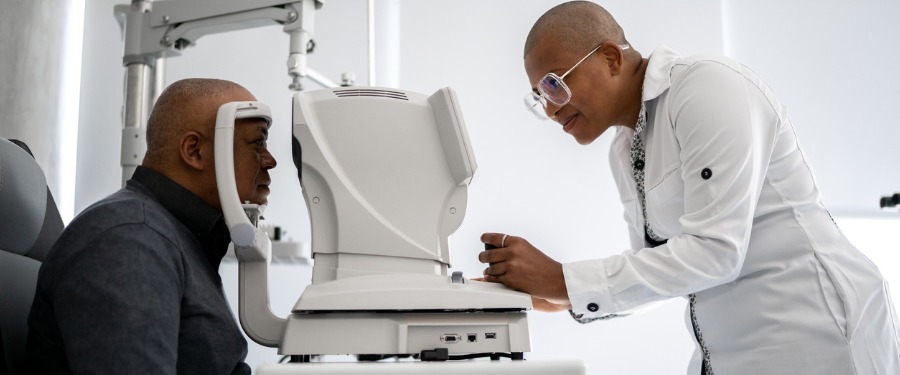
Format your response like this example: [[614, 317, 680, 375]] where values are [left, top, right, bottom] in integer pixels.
[[467, 333, 477, 342]]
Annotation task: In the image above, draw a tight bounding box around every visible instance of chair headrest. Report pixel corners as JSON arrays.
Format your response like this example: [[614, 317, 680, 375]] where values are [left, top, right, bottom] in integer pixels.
[[0, 138, 48, 256]]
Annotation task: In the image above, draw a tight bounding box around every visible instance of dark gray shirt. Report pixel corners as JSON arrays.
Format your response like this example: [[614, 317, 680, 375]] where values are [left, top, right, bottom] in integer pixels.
[[26, 166, 250, 374]]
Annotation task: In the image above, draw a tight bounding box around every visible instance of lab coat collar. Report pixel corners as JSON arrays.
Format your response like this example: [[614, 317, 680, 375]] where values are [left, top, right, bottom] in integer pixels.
[[641, 45, 681, 102], [611, 45, 682, 180]]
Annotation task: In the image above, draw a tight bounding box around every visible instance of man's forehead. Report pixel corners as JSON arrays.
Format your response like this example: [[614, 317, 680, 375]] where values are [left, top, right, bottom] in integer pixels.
[[236, 117, 270, 132]]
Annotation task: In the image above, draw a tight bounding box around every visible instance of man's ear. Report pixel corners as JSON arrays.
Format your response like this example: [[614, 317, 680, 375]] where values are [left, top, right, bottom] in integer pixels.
[[179, 131, 207, 171]]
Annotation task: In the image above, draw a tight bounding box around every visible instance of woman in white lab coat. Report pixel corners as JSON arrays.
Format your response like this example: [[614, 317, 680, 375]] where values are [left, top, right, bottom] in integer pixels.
[[478, 2, 900, 374]]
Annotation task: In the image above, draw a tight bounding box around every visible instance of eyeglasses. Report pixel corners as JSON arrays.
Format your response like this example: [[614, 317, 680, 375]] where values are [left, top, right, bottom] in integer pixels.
[[524, 43, 631, 120]]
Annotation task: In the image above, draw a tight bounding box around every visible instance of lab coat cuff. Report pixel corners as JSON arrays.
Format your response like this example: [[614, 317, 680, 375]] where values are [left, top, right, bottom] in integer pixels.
[[563, 259, 621, 322]]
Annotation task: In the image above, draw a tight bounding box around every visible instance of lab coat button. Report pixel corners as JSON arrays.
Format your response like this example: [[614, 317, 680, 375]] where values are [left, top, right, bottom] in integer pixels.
[[587, 303, 599, 312], [701, 168, 712, 180], [634, 160, 644, 171]]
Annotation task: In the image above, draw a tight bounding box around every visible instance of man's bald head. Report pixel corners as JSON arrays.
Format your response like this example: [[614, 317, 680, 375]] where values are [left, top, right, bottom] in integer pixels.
[[524, 1, 627, 58], [143, 78, 254, 169]]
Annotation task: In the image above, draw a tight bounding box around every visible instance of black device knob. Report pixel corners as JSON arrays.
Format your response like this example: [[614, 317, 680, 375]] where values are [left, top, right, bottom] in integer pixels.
[[880, 193, 900, 208]]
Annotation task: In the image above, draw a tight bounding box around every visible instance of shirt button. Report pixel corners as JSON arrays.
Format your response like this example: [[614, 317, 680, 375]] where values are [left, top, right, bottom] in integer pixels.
[[587, 303, 599, 312], [701, 168, 712, 180], [634, 160, 644, 171]]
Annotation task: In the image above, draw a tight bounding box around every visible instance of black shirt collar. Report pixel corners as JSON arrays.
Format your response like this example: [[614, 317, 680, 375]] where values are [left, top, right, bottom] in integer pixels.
[[129, 166, 231, 270]]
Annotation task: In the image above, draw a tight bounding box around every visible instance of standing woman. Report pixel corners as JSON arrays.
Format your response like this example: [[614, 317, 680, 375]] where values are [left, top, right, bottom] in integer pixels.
[[478, 1, 900, 374]]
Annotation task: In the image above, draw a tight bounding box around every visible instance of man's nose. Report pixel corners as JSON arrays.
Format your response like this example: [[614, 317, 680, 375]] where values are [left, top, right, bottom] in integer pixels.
[[261, 148, 277, 169]]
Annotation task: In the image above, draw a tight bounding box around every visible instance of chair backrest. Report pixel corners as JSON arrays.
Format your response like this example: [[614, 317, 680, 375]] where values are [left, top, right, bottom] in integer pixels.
[[0, 138, 64, 375]]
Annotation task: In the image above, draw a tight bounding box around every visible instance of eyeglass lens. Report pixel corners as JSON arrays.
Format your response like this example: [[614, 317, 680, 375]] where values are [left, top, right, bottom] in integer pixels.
[[523, 93, 549, 120], [538, 74, 570, 106]]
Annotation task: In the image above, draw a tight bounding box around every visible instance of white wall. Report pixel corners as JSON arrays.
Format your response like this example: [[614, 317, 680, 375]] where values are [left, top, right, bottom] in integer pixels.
[[75, 0, 127, 215], [72, 1, 900, 374], [722, 0, 900, 215], [0, 0, 84, 222]]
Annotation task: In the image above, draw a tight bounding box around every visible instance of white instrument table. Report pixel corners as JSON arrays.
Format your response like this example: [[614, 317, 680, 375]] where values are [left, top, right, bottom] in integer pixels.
[[258, 359, 586, 374]]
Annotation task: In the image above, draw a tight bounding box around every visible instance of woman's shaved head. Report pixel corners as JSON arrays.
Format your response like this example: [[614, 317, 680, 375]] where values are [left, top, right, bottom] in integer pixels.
[[524, 1, 626, 58]]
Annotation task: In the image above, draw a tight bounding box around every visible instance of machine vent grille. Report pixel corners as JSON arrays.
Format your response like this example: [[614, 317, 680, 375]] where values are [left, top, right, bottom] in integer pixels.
[[333, 89, 409, 100]]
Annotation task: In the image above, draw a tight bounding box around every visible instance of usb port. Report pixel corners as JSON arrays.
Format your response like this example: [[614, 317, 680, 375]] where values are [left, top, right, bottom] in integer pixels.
[[467, 333, 477, 342], [485, 332, 496, 339]]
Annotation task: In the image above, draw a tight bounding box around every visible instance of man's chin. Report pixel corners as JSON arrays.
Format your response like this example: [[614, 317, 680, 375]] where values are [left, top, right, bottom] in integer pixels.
[[256, 186, 271, 203]]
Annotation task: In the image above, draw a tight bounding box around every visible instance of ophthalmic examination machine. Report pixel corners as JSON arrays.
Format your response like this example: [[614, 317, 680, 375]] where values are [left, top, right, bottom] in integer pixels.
[[214, 86, 586, 374]]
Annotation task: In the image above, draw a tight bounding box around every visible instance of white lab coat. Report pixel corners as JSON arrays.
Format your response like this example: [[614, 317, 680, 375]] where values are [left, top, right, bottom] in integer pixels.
[[562, 46, 900, 374]]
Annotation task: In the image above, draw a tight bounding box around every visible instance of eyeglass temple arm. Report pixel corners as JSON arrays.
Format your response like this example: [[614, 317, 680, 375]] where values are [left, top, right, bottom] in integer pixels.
[[559, 43, 631, 79]]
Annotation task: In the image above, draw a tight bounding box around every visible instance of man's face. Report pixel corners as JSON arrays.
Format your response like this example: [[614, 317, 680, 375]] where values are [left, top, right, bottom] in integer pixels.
[[524, 39, 619, 145], [233, 117, 277, 205]]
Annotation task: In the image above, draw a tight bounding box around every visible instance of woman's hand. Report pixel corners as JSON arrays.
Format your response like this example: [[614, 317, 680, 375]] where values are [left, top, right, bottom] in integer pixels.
[[478, 233, 570, 304]]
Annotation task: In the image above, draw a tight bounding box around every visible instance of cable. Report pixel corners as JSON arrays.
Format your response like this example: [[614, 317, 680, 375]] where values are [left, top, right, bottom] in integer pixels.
[[418, 348, 524, 362]]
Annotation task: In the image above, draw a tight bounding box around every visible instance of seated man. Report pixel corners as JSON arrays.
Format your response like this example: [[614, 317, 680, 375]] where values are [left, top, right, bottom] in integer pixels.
[[25, 78, 277, 374]]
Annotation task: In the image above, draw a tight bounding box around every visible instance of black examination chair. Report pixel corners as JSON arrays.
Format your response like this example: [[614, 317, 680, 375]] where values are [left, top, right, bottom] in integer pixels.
[[0, 138, 64, 375]]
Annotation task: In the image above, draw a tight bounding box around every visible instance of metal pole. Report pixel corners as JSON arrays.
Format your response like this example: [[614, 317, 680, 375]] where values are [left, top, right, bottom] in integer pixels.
[[306, 68, 339, 88], [120, 0, 154, 186], [121, 62, 152, 186], [152, 57, 166, 105]]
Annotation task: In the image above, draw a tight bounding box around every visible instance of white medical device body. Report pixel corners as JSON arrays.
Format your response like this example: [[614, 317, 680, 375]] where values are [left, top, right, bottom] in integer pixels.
[[285, 87, 531, 357], [214, 87, 532, 361]]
